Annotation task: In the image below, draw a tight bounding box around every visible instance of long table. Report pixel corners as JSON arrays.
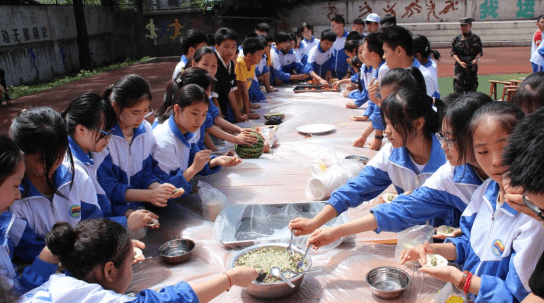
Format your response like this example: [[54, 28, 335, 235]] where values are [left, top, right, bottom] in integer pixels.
[[127, 85, 446, 302]]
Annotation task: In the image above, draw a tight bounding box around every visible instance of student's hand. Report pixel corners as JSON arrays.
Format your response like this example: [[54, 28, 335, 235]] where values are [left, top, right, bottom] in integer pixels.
[[368, 79, 381, 105], [351, 115, 369, 121], [211, 155, 242, 167], [192, 150, 212, 172], [319, 79, 329, 87], [148, 183, 177, 207], [235, 114, 248, 123], [458, 61, 468, 69], [293, 74, 309, 81], [353, 135, 368, 148], [127, 209, 160, 230], [307, 226, 339, 249], [399, 241, 434, 266], [332, 80, 341, 89], [504, 180, 540, 221], [345, 102, 358, 109], [266, 87, 279, 93], [471, 59, 478, 66], [342, 90, 351, 98], [419, 265, 463, 286], [235, 132, 258, 145], [374, 195, 386, 205], [369, 138, 382, 151], [227, 266, 259, 287], [275, 79, 283, 86], [346, 83, 358, 91], [132, 240, 146, 263], [289, 217, 319, 236]]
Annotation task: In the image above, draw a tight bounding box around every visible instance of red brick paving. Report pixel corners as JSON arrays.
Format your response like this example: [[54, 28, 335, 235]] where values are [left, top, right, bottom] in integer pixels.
[[0, 47, 532, 132]]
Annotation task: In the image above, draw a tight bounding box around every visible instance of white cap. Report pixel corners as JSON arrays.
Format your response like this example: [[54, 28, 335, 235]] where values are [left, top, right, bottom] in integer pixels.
[[364, 13, 381, 24]]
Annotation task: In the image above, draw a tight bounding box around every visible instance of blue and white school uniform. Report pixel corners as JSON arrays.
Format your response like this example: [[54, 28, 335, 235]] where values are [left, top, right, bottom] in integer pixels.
[[294, 44, 305, 65], [330, 29, 349, 78], [95, 121, 161, 216], [348, 64, 373, 107], [68, 136, 127, 227], [327, 135, 446, 215], [413, 58, 440, 99], [445, 179, 544, 302], [153, 115, 220, 195], [172, 55, 189, 79], [10, 163, 102, 262], [423, 57, 441, 99], [369, 61, 389, 131], [530, 42, 544, 73], [372, 163, 483, 233], [249, 55, 268, 103], [304, 44, 333, 78], [0, 212, 57, 296], [300, 36, 319, 65], [21, 274, 198, 303], [270, 46, 305, 83]]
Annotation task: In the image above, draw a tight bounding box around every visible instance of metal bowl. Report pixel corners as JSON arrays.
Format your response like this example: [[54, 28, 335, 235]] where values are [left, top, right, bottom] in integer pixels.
[[229, 243, 312, 299], [158, 239, 195, 265], [366, 266, 411, 300], [345, 155, 370, 165]]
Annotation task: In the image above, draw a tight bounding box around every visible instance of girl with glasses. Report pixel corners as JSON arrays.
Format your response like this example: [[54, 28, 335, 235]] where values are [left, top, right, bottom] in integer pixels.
[[62, 93, 159, 234], [94, 74, 183, 227], [401, 102, 544, 303]]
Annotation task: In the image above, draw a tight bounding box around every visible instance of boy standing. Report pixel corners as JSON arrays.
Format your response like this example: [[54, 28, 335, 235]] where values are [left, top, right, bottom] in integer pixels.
[[530, 15, 544, 73], [172, 30, 207, 79], [330, 15, 349, 79], [304, 30, 337, 86], [235, 37, 265, 120], [270, 32, 308, 85], [450, 17, 483, 93]]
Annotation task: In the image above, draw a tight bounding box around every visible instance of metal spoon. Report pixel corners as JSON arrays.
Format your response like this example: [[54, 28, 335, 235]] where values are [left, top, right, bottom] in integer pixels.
[[282, 268, 323, 278], [286, 229, 294, 254], [270, 266, 295, 288], [296, 245, 311, 271]]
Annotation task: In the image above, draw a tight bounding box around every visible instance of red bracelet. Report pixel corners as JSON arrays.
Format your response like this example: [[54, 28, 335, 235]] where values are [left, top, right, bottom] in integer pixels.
[[463, 272, 473, 294], [223, 272, 232, 292]]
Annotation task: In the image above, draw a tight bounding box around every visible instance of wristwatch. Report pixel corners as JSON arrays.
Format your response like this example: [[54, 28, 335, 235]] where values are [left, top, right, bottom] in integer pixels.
[[375, 135, 384, 140]]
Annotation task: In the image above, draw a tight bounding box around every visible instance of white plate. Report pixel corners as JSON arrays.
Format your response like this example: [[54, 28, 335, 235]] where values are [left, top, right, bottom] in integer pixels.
[[436, 225, 457, 237], [296, 124, 336, 135], [426, 254, 448, 267]]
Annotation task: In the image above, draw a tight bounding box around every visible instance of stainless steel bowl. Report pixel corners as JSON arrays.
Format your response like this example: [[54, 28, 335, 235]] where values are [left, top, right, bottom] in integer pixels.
[[345, 155, 370, 165], [158, 239, 195, 265], [366, 266, 411, 300], [229, 243, 312, 299]]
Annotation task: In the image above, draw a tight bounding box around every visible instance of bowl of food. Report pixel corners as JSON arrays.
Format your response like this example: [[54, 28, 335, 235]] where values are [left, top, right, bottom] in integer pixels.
[[230, 243, 312, 299], [366, 266, 411, 300], [158, 239, 195, 265]]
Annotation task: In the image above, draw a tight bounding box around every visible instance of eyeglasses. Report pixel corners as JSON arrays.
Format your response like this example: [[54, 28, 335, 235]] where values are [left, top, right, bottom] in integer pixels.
[[436, 132, 456, 149], [522, 196, 544, 221], [92, 127, 113, 139], [123, 107, 154, 121], [331, 24, 342, 29]]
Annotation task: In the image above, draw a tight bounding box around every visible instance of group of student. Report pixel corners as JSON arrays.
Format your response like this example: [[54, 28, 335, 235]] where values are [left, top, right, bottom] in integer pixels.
[[2, 13, 544, 303]]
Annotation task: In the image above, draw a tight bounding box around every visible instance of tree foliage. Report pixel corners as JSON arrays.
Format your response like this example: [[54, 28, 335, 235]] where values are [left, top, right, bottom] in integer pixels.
[[3, 0, 40, 4], [186, 0, 309, 18]]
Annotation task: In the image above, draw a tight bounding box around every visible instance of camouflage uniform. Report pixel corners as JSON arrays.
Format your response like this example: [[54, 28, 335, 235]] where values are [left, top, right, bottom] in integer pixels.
[[451, 31, 483, 93]]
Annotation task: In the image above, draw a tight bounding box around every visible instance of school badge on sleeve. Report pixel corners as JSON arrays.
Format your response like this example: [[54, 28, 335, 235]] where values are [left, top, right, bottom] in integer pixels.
[[69, 205, 82, 218], [491, 239, 505, 257]]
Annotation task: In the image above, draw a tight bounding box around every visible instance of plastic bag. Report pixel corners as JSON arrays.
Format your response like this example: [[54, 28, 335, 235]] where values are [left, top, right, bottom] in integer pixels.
[[255, 126, 278, 153], [430, 283, 467, 303], [198, 180, 228, 222], [395, 224, 435, 261], [309, 148, 340, 177], [307, 160, 365, 200]]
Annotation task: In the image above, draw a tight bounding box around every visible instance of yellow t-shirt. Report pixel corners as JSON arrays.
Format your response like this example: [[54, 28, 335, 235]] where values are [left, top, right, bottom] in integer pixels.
[[235, 56, 255, 92]]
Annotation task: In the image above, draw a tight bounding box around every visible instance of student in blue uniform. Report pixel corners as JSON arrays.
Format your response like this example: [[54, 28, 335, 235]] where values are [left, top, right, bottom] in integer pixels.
[[401, 102, 544, 303], [270, 32, 308, 85], [511, 71, 544, 114], [413, 34, 441, 99], [255, 35, 278, 94], [299, 22, 320, 65], [153, 84, 241, 196], [290, 85, 446, 239], [172, 30, 207, 79], [329, 15, 350, 79], [0, 134, 59, 296], [95, 75, 184, 219], [304, 30, 336, 87], [62, 93, 159, 231], [331, 39, 361, 92], [22, 219, 257, 303]]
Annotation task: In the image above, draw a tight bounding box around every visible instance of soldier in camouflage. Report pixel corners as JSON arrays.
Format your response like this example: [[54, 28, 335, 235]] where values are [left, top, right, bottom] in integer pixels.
[[451, 17, 483, 93]]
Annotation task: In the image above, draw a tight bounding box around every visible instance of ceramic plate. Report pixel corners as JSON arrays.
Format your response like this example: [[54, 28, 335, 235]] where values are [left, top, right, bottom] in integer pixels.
[[426, 254, 448, 267], [296, 124, 336, 135]]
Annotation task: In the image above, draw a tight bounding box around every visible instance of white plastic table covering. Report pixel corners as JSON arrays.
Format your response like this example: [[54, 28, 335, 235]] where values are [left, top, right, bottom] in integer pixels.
[[128, 85, 446, 302]]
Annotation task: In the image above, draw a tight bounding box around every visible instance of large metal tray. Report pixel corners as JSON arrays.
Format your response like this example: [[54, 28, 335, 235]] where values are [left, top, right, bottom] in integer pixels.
[[293, 84, 340, 93], [215, 201, 349, 249]]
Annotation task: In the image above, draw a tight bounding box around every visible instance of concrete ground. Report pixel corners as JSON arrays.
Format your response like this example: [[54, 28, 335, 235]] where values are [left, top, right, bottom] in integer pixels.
[[0, 46, 532, 132]]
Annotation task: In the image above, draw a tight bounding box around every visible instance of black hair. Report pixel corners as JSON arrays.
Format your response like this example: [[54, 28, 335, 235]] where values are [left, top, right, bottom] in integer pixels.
[[381, 87, 439, 145], [320, 29, 337, 43], [9, 107, 74, 198], [215, 27, 238, 46], [46, 219, 132, 282], [156, 67, 212, 124], [62, 93, 117, 141], [192, 46, 216, 65], [381, 13, 397, 26], [287, 32, 296, 42], [511, 72, 544, 114], [379, 25, 413, 56], [344, 39, 360, 54], [255, 23, 270, 33], [245, 32, 259, 39], [242, 37, 265, 55], [275, 32, 290, 44], [412, 34, 441, 61], [206, 33, 215, 47], [180, 30, 207, 56], [441, 92, 492, 165], [300, 22, 313, 33], [0, 134, 24, 186], [353, 18, 365, 26], [346, 31, 363, 42], [537, 15, 544, 23], [468, 102, 525, 156], [351, 55, 362, 70], [331, 15, 345, 26], [504, 106, 544, 193], [263, 34, 274, 44], [101, 74, 152, 112], [364, 32, 384, 58], [381, 67, 427, 96]]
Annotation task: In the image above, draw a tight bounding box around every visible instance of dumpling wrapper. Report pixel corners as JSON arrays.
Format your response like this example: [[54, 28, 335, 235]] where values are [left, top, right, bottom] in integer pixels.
[[426, 254, 448, 267], [436, 225, 457, 237], [382, 193, 398, 203], [134, 247, 144, 259], [147, 218, 159, 227]]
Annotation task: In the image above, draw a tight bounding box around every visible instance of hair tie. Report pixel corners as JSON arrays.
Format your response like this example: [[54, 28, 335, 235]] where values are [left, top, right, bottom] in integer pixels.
[[175, 78, 182, 84]]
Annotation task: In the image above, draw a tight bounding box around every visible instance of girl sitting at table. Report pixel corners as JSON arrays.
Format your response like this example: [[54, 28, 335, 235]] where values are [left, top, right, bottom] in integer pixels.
[[400, 102, 544, 303], [153, 83, 241, 197], [94, 74, 184, 218], [290, 68, 445, 237], [21, 219, 258, 303], [9, 107, 103, 262], [0, 134, 59, 296], [62, 93, 159, 231]]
